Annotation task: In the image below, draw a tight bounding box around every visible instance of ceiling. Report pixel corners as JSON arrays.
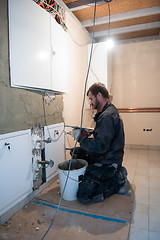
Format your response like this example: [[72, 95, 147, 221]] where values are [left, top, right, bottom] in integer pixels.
[[62, 0, 160, 43]]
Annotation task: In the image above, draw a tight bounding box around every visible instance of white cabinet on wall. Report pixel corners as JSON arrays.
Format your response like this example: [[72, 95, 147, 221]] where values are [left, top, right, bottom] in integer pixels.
[[8, 0, 52, 90], [44, 123, 65, 181], [50, 17, 69, 93], [0, 130, 33, 217], [8, 0, 68, 93]]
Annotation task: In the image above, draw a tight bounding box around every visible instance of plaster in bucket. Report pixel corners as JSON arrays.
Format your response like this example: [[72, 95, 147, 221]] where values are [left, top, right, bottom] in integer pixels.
[[57, 159, 88, 201]]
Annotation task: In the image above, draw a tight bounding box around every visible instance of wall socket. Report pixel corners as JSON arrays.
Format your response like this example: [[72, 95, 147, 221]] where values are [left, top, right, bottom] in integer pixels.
[[143, 129, 152, 132]]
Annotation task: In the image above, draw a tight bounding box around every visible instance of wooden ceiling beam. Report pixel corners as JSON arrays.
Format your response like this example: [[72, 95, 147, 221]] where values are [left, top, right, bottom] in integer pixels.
[[92, 21, 160, 38], [94, 29, 160, 42], [72, 0, 160, 22], [65, 0, 104, 9], [86, 14, 160, 33], [66, 1, 105, 11], [82, 6, 160, 27], [62, 0, 160, 42]]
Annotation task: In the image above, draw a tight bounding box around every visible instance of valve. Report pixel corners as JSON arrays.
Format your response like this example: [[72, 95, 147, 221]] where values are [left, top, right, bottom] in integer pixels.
[[37, 159, 54, 168]]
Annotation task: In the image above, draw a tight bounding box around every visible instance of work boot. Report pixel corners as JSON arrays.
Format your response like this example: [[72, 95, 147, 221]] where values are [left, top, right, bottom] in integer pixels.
[[78, 193, 104, 204], [118, 166, 130, 194], [118, 178, 130, 194]]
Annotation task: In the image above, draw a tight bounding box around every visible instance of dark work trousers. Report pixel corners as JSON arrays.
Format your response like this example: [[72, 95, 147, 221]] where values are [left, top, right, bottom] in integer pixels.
[[70, 147, 125, 204]]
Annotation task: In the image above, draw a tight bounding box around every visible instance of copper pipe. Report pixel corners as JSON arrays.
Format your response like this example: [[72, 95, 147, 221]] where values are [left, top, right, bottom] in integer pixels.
[[117, 107, 160, 113]]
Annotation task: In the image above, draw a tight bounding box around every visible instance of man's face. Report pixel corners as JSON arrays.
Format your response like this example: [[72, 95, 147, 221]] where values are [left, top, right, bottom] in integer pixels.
[[88, 91, 99, 109]]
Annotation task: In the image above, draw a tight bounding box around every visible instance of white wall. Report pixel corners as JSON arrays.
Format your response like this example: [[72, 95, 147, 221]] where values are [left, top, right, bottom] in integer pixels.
[[111, 40, 160, 147], [63, 24, 111, 152], [64, 14, 160, 149], [63, 13, 92, 156], [87, 42, 108, 88]]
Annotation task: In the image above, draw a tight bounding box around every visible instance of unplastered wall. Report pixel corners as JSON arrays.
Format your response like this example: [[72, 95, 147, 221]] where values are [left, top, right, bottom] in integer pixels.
[[111, 39, 160, 147], [0, 0, 63, 135]]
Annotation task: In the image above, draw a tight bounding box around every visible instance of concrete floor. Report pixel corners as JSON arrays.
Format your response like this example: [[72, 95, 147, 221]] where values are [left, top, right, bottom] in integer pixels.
[[0, 148, 160, 240]]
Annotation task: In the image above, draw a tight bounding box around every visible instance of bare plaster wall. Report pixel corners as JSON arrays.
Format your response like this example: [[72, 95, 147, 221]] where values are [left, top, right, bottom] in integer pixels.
[[0, 0, 63, 135]]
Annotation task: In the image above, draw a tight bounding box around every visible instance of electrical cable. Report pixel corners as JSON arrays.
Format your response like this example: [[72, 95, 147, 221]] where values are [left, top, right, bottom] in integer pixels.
[[104, 0, 114, 3], [108, 3, 111, 38], [40, 1, 97, 239], [89, 42, 100, 82], [80, 0, 97, 129], [42, 93, 66, 164], [45, 92, 64, 123], [35, 0, 63, 19], [40, 138, 78, 240], [42, 95, 53, 144], [42, 93, 72, 162], [42, 95, 48, 127], [34, 0, 95, 48], [42, 93, 65, 143], [41, 93, 78, 239], [67, 28, 90, 47]]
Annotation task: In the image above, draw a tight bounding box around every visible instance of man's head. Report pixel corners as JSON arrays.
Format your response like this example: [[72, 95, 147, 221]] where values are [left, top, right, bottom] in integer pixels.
[[87, 83, 109, 111]]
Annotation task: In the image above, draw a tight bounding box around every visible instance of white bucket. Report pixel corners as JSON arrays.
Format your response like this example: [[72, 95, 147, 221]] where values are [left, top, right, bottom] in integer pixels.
[[57, 159, 88, 201]]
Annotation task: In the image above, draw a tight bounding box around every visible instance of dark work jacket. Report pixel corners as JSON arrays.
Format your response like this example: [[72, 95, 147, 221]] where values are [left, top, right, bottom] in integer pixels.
[[79, 102, 125, 165]]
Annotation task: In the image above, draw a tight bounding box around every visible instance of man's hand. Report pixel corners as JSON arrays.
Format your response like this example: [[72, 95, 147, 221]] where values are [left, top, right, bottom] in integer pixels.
[[71, 128, 81, 140]]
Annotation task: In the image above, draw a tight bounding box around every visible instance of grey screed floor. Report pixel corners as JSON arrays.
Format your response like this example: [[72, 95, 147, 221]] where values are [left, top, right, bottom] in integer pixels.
[[0, 148, 160, 240]]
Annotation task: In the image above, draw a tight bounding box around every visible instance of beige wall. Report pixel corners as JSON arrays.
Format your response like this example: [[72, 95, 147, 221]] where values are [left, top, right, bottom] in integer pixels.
[[111, 40, 160, 147]]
